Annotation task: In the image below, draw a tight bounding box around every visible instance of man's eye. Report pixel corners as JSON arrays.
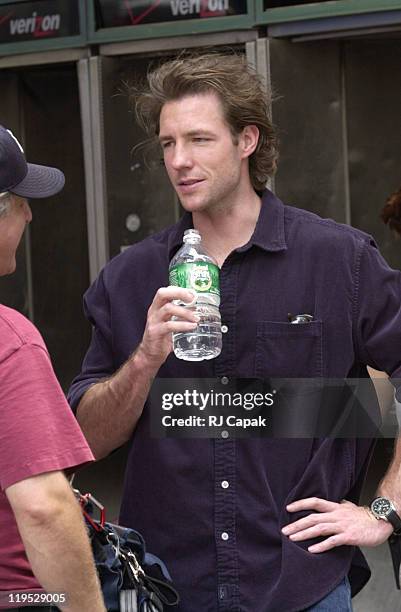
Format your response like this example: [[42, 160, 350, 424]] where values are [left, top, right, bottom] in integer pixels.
[[161, 142, 173, 149], [193, 137, 210, 143]]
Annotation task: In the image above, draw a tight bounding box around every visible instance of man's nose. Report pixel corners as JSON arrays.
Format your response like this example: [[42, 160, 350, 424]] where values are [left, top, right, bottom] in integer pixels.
[[170, 144, 193, 170]]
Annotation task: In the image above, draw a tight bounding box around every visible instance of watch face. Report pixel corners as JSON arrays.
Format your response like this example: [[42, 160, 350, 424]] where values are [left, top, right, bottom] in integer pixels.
[[372, 497, 392, 517]]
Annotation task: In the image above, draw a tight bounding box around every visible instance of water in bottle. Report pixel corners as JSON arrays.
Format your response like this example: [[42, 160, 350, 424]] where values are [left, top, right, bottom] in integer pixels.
[[169, 229, 222, 361]]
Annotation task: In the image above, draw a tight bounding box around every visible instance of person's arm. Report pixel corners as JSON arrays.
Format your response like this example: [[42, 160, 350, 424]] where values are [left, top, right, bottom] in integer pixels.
[[76, 286, 199, 459], [370, 367, 401, 507], [367, 366, 395, 418], [6, 471, 105, 612], [377, 437, 401, 509]]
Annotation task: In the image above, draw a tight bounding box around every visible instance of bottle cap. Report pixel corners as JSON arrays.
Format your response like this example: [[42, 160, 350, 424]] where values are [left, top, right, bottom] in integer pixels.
[[183, 229, 201, 241]]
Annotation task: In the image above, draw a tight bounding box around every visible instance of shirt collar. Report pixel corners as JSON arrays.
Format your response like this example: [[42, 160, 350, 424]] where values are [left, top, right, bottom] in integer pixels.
[[236, 189, 287, 253], [167, 188, 287, 259]]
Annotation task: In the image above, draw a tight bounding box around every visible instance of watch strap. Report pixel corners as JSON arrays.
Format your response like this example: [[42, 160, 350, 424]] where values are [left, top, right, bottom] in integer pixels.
[[388, 509, 401, 535]]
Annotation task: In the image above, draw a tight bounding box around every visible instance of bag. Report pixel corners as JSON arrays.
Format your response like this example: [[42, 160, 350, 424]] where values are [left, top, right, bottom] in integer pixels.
[[73, 488, 180, 612]]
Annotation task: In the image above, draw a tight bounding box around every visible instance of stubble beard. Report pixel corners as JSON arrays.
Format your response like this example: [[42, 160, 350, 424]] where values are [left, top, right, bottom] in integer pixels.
[[179, 192, 229, 216], [185, 179, 240, 216]]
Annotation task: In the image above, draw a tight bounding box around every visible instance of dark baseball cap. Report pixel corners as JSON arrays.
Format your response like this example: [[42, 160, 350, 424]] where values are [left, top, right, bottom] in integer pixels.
[[0, 125, 65, 198]]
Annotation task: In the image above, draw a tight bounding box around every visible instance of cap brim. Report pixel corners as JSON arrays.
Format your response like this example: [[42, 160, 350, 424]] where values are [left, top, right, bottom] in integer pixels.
[[10, 163, 65, 199]]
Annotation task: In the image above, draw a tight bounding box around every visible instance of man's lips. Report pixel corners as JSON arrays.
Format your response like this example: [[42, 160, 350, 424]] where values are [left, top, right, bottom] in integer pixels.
[[177, 178, 204, 186], [177, 178, 205, 193]]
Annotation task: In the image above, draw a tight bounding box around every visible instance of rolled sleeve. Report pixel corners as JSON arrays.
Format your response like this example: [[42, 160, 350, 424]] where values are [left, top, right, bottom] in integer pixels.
[[354, 238, 401, 397], [68, 270, 115, 412]]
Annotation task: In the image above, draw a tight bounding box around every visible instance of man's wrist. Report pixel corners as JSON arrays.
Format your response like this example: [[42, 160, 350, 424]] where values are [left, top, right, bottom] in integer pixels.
[[106, 346, 156, 402], [130, 344, 160, 379], [364, 505, 394, 537], [369, 496, 401, 535]]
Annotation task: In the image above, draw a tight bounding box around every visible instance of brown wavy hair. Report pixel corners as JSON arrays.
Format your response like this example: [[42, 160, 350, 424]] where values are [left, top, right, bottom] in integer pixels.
[[381, 187, 401, 236], [133, 52, 278, 192]]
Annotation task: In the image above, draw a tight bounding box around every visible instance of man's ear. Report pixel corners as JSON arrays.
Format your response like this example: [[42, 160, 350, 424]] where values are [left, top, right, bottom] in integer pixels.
[[239, 125, 259, 159]]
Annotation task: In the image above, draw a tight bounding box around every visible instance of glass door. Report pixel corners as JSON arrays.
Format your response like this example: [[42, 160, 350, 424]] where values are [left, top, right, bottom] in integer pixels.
[[0, 62, 91, 389]]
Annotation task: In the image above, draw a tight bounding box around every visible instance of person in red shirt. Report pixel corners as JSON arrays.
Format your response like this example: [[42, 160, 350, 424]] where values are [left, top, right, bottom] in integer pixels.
[[0, 126, 105, 612]]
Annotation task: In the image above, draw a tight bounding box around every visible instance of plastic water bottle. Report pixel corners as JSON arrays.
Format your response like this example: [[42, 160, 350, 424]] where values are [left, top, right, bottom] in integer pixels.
[[169, 229, 222, 361]]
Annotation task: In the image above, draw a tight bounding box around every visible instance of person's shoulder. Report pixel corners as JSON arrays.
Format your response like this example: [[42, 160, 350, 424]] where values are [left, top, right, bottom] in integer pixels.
[[284, 202, 373, 249], [0, 305, 46, 364]]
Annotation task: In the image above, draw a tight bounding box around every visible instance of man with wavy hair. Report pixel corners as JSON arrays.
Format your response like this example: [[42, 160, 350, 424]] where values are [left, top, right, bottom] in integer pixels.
[[69, 53, 401, 611]]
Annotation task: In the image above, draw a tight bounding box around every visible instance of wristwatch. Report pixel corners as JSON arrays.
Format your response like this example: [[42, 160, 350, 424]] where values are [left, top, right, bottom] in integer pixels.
[[370, 497, 401, 535]]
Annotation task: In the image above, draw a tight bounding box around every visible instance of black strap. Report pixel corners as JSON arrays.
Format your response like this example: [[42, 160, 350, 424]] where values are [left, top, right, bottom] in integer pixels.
[[388, 509, 401, 535], [143, 573, 180, 607], [388, 533, 401, 589]]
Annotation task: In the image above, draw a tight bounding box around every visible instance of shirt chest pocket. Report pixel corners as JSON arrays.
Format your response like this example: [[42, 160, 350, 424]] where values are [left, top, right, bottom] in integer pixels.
[[255, 320, 323, 378]]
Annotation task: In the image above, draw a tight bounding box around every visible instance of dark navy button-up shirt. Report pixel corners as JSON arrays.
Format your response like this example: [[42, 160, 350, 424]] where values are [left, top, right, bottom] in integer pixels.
[[68, 190, 401, 611]]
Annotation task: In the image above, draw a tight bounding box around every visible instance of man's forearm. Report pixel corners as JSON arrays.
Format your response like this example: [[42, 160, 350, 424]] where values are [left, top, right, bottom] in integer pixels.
[[11, 483, 105, 612], [77, 286, 200, 458], [378, 435, 401, 510], [77, 347, 157, 459]]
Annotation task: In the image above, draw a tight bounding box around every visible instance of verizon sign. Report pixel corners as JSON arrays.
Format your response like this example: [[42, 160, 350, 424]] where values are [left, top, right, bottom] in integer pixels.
[[0, 1, 79, 44], [263, 0, 341, 8], [97, 0, 247, 28]]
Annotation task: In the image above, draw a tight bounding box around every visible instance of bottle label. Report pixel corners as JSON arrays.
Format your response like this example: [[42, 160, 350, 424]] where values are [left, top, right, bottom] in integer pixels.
[[169, 262, 220, 296]]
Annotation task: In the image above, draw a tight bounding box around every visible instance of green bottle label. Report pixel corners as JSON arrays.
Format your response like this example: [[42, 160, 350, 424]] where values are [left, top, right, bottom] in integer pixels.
[[169, 262, 220, 296]]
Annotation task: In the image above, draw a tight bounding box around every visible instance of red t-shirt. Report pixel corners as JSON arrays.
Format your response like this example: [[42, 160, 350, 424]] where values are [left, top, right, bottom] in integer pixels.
[[0, 305, 94, 599]]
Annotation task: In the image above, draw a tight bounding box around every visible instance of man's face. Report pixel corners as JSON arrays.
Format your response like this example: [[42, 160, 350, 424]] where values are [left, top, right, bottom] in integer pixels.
[[0, 194, 32, 276], [159, 92, 246, 214]]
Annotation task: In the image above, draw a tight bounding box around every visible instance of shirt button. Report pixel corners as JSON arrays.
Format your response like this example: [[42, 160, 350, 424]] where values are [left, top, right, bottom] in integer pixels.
[[221, 480, 229, 489], [221, 532, 229, 541], [221, 325, 228, 333], [221, 376, 229, 385], [221, 430, 229, 439]]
